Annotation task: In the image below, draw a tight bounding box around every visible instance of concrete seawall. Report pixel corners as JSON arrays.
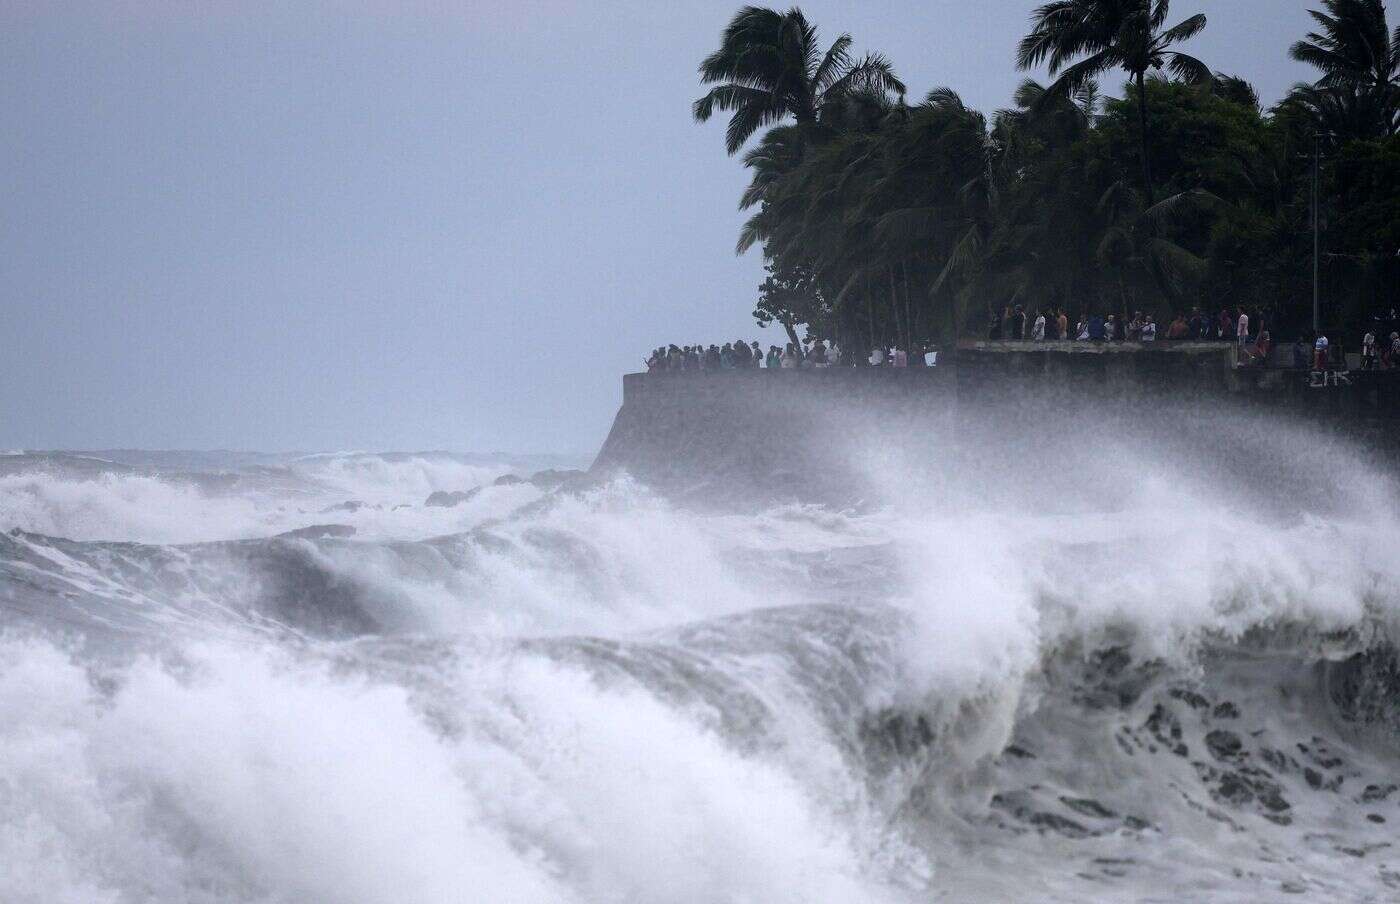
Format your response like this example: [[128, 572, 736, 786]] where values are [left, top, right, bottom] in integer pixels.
[[592, 344, 1400, 497], [593, 367, 957, 500]]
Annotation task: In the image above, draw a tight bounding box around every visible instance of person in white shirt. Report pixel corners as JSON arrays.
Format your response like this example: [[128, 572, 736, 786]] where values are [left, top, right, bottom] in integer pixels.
[[1237, 310, 1249, 345], [1141, 315, 1157, 341], [1362, 331, 1377, 369], [1032, 312, 1046, 341], [869, 346, 886, 366]]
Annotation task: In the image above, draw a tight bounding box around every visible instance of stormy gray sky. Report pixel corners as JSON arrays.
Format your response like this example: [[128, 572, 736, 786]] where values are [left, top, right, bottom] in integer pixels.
[[2, 0, 1316, 454]]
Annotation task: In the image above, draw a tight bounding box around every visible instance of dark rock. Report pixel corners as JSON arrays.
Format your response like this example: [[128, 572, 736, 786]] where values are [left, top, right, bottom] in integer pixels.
[[1170, 688, 1210, 710], [1359, 784, 1397, 803], [276, 524, 355, 540], [1325, 645, 1400, 733], [1255, 784, 1290, 812], [1122, 815, 1151, 831], [1298, 738, 1345, 769], [1060, 797, 1117, 819], [1029, 812, 1091, 838], [1305, 767, 1323, 789], [492, 474, 526, 486], [1205, 730, 1243, 761], [319, 500, 368, 514], [1145, 703, 1183, 745], [425, 488, 481, 507], [1367, 813, 1386, 823], [1214, 773, 1255, 806], [1002, 744, 1036, 760], [1212, 701, 1240, 720]]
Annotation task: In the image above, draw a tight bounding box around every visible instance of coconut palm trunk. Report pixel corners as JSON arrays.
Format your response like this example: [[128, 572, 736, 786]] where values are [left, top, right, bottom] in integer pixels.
[[1134, 71, 1156, 204], [888, 267, 904, 351], [902, 262, 915, 352]]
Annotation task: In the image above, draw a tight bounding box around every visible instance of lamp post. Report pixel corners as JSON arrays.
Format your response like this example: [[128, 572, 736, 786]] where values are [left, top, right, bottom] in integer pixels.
[[1311, 133, 1320, 334]]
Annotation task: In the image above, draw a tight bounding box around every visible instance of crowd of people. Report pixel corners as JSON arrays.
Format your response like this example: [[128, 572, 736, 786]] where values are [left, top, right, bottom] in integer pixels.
[[990, 304, 1295, 366], [648, 337, 947, 371], [645, 339, 838, 371], [646, 313, 1400, 375], [989, 302, 1400, 371], [1359, 330, 1400, 370], [990, 304, 1276, 346]]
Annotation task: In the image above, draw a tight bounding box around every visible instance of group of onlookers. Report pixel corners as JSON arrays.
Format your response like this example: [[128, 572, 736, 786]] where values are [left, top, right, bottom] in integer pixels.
[[648, 314, 1400, 376], [1359, 330, 1400, 370], [991, 304, 1292, 366], [646, 339, 837, 372], [991, 304, 1272, 346]]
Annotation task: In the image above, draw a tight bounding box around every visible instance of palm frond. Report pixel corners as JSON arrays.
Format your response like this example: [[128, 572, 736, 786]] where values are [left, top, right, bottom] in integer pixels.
[[812, 34, 854, 92], [694, 83, 773, 123], [1159, 13, 1207, 46], [1165, 52, 1212, 86], [931, 224, 983, 297], [1139, 188, 1220, 231]]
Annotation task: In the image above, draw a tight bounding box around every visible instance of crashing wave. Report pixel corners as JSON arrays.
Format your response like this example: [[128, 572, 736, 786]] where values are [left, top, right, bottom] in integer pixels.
[[1, 428, 1398, 902]]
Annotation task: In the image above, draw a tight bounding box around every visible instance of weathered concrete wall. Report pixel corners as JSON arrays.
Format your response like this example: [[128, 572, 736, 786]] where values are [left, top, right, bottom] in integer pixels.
[[954, 341, 1237, 403], [592, 346, 1400, 497], [593, 368, 956, 501]]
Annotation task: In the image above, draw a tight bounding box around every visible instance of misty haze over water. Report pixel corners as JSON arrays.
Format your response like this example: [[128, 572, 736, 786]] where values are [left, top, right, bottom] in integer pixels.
[[4, 398, 1400, 902], [6, 1, 1400, 901]]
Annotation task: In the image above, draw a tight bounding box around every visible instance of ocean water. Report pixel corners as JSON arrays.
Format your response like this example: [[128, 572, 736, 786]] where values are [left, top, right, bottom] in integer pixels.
[[2, 424, 1399, 903]]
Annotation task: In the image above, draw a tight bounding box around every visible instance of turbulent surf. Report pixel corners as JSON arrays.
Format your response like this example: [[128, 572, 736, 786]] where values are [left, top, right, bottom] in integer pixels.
[[2, 421, 1399, 903]]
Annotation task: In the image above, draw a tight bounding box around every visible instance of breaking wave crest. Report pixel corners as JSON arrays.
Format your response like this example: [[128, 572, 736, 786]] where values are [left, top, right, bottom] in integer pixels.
[[2, 429, 1400, 902]]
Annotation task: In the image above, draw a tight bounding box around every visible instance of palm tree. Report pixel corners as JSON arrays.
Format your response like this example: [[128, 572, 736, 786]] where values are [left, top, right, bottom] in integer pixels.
[[874, 89, 1004, 338], [694, 6, 905, 154], [1288, 0, 1399, 139], [996, 77, 1101, 148], [1280, 80, 1398, 142], [1211, 73, 1261, 111], [1095, 181, 1217, 314], [1017, 0, 1211, 203]]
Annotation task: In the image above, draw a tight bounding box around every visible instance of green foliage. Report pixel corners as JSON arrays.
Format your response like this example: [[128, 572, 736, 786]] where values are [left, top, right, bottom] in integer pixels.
[[754, 258, 828, 344], [1285, 0, 1399, 141], [694, 6, 905, 155], [695, 3, 1400, 345]]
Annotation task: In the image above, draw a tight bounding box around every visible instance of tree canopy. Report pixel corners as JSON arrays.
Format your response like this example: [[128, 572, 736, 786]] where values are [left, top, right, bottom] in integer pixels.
[[694, 2, 1400, 356]]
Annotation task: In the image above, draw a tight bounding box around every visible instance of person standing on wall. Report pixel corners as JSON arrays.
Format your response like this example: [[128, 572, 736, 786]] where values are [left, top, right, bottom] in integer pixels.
[[1314, 333, 1330, 371]]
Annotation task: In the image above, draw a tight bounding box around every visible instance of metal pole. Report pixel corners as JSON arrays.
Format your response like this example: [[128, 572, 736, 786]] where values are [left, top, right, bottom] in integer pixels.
[[1312, 133, 1320, 334]]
